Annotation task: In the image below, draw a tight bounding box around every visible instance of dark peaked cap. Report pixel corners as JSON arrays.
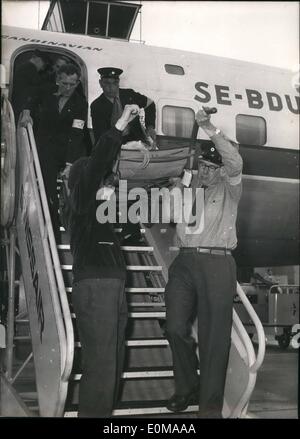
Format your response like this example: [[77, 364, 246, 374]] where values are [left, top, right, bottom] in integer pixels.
[[199, 146, 223, 166], [97, 67, 123, 79]]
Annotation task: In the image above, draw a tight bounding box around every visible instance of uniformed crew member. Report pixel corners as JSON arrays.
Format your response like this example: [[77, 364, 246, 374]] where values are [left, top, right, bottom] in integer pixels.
[[91, 67, 157, 244], [90, 67, 157, 146], [12, 49, 50, 122], [165, 108, 243, 418], [19, 63, 88, 240], [67, 104, 140, 417]]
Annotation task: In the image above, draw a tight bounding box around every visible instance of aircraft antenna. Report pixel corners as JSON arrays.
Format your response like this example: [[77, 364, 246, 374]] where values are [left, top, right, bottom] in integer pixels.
[[139, 0, 142, 43], [38, 0, 40, 29]]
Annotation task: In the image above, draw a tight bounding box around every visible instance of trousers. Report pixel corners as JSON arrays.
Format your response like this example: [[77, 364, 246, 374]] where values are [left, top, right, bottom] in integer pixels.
[[72, 278, 127, 417], [165, 251, 236, 418], [38, 145, 63, 240]]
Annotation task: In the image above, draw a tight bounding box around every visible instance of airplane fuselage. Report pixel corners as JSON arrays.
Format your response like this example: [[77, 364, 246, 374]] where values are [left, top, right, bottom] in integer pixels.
[[1, 25, 299, 269]]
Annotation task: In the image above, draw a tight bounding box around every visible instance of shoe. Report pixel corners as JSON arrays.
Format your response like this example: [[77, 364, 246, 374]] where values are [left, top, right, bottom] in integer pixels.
[[166, 389, 199, 412]]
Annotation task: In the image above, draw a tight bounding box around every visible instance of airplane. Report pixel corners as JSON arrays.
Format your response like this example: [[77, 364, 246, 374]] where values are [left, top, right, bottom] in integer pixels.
[[0, 0, 299, 418], [2, 20, 298, 268]]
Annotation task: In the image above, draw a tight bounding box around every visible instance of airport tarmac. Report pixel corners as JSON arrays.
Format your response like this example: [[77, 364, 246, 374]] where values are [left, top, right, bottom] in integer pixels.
[[4, 336, 297, 419], [247, 340, 298, 419]]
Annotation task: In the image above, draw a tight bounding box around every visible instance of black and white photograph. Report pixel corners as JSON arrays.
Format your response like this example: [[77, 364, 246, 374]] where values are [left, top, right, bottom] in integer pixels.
[[0, 0, 299, 423]]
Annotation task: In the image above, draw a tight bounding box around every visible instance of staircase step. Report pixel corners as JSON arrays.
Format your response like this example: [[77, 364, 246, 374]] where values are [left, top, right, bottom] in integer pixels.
[[126, 288, 165, 293], [114, 404, 198, 417], [57, 244, 70, 250], [57, 244, 153, 252], [128, 303, 165, 307], [71, 311, 166, 319], [129, 311, 166, 318], [65, 287, 165, 293], [19, 391, 38, 400], [71, 369, 174, 380], [61, 265, 162, 272], [74, 339, 168, 348], [59, 226, 146, 233], [14, 336, 31, 341], [127, 339, 168, 347], [64, 402, 198, 417], [122, 246, 153, 252]]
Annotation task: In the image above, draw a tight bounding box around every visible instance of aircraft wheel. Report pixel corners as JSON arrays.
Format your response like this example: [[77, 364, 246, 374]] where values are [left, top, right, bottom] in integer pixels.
[[276, 328, 291, 349]]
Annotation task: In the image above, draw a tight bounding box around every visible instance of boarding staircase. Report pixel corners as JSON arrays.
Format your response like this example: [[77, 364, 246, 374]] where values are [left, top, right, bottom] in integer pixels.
[[0, 98, 266, 417]]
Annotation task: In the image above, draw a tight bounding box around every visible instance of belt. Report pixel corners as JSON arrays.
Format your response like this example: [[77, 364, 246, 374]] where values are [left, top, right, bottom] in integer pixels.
[[180, 247, 231, 256]]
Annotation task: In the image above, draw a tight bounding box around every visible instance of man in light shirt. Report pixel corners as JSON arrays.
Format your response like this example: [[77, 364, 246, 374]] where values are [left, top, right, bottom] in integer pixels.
[[165, 108, 243, 418]]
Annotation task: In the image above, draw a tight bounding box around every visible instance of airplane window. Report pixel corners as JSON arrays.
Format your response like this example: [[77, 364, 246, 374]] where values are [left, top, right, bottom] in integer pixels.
[[109, 4, 137, 39], [162, 106, 195, 137], [87, 2, 138, 39], [165, 65, 185, 75], [47, 2, 64, 33], [60, 1, 87, 34], [236, 114, 267, 146], [88, 2, 108, 37], [43, 1, 140, 40]]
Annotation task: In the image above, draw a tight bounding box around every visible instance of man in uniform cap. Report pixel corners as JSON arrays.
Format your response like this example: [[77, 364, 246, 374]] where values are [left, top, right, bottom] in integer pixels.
[[98, 67, 123, 78], [90, 66, 157, 146], [164, 107, 243, 418]]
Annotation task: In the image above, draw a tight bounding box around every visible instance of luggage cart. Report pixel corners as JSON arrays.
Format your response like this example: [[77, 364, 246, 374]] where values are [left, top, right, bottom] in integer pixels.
[[268, 284, 299, 348], [234, 284, 299, 349]]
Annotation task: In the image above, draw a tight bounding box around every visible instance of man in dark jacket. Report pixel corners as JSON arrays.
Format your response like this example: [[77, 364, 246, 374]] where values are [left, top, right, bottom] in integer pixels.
[[67, 103, 140, 418], [90, 67, 157, 146], [19, 63, 88, 239]]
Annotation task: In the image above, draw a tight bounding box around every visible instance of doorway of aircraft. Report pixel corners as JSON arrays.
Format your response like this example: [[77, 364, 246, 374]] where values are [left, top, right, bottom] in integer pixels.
[[9, 46, 93, 153]]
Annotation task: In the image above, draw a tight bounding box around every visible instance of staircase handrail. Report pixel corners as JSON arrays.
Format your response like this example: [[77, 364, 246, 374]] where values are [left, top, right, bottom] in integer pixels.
[[236, 282, 265, 372], [143, 227, 265, 373], [269, 284, 299, 294], [143, 228, 265, 373], [23, 122, 74, 382], [143, 226, 265, 417]]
